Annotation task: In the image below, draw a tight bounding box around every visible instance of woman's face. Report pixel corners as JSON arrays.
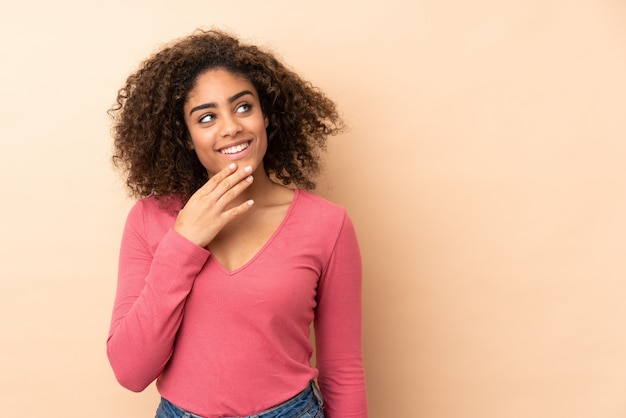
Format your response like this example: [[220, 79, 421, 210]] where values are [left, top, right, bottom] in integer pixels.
[[183, 68, 269, 177]]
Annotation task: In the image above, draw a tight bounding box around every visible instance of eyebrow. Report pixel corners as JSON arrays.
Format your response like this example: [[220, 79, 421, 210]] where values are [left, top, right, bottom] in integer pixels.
[[188, 90, 254, 117]]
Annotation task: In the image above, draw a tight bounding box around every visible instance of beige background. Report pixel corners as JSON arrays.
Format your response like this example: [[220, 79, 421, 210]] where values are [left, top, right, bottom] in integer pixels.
[[1, 0, 625, 416]]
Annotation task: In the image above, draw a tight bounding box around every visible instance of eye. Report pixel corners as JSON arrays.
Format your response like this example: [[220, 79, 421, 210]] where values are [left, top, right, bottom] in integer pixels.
[[236, 103, 252, 114], [199, 113, 215, 124]]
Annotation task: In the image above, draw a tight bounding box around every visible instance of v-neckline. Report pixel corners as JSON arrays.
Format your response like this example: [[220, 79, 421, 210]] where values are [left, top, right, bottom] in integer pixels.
[[211, 188, 300, 276]]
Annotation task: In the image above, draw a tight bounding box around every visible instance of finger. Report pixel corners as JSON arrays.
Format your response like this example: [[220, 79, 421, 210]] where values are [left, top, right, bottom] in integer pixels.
[[214, 165, 254, 196], [216, 173, 254, 206], [197, 163, 239, 194], [221, 198, 255, 220]]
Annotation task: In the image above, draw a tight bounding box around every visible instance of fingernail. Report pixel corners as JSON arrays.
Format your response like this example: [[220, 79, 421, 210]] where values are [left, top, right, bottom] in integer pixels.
[[244, 165, 253, 173], [246, 175, 253, 183], [229, 163, 236, 170], [247, 200, 254, 206]]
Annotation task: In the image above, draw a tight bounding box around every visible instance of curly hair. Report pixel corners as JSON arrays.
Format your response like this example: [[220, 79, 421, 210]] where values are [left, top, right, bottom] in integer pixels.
[[109, 29, 344, 202]]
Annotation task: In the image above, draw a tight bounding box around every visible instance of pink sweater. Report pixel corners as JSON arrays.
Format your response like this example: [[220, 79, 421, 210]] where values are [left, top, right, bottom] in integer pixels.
[[107, 189, 367, 417]]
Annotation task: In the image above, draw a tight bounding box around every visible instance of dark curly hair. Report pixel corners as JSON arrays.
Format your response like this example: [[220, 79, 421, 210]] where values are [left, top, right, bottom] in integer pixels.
[[110, 29, 344, 202]]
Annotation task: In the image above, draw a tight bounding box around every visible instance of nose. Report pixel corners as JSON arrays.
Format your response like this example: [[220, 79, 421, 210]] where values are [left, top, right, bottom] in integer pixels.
[[220, 114, 242, 137]]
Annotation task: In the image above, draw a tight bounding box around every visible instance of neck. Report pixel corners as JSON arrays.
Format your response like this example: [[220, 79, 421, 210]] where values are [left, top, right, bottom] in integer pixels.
[[236, 167, 285, 206]]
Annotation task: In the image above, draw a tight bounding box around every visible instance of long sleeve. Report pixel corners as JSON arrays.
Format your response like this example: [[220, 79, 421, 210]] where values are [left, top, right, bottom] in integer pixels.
[[315, 213, 368, 417], [106, 199, 210, 392]]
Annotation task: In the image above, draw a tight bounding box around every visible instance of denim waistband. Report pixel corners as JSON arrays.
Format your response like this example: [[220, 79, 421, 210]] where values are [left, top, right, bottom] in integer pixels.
[[158, 380, 324, 418], [246, 380, 323, 417]]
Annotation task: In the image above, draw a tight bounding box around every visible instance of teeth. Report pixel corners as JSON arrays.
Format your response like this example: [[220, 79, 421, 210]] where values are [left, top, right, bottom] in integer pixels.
[[220, 142, 250, 155]]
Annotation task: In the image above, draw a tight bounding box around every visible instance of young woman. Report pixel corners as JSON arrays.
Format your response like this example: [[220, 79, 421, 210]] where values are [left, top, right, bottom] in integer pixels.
[[107, 29, 368, 418]]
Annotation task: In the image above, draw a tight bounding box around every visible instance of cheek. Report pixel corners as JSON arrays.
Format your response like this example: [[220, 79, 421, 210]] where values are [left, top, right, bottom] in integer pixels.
[[187, 128, 213, 150], [186, 134, 215, 167]]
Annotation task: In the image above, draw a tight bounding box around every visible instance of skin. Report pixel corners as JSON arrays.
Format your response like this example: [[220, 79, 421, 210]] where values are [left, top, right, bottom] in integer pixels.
[[174, 69, 294, 271]]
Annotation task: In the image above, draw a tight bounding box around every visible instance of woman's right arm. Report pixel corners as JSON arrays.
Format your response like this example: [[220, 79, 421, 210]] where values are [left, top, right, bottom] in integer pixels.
[[106, 202, 210, 392], [107, 163, 255, 391]]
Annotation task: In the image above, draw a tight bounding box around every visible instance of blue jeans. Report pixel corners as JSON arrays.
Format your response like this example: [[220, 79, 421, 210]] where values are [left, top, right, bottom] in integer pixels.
[[155, 380, 325, 418]]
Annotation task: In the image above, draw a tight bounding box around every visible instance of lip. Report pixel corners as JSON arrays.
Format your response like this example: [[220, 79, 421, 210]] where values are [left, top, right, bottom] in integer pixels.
[[216, 140, 252, 161]]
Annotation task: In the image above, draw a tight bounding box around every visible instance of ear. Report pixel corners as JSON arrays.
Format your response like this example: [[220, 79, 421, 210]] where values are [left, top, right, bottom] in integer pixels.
[[264, 116, 269, 128]]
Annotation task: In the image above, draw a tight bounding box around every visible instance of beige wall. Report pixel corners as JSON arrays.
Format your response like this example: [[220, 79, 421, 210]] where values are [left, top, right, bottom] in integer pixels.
[[1, 0, 625, 416]]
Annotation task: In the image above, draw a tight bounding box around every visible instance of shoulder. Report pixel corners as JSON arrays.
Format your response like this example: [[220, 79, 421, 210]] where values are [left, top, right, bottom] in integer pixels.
[[127, 195, 181, 218], [293, 189, 347, 219], [290, 189, 353, 238], [124, 195, 181, 242]]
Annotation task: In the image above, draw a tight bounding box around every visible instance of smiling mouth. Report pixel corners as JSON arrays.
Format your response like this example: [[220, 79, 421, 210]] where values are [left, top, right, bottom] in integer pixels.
[[219, 141, 251, 155]]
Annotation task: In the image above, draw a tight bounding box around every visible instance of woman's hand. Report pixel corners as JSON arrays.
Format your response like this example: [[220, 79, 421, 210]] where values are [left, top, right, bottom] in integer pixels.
[[173, 163, 254, 247]]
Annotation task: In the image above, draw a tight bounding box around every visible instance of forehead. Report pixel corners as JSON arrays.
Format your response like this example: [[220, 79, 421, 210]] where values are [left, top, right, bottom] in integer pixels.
[[187, 68, 256, 100]]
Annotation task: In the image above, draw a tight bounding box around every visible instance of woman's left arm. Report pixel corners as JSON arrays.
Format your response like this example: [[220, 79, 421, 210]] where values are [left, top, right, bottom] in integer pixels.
[[315, 212, 368, 418]]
